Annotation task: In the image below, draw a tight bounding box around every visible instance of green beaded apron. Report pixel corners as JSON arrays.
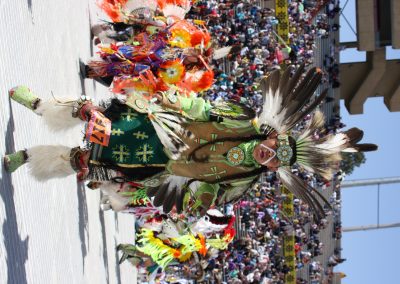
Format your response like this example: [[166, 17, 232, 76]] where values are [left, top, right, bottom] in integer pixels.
[[90, 111, 168, 167]]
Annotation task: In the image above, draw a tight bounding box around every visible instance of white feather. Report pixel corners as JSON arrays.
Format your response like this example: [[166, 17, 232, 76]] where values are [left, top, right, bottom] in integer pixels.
[[213, 46, 232, 60], [125, 0, 158, 11], [27, 145, 75, 181], [155, 112, 186, 136], [155, 112, 182, 123], [260, 95, 281, 131], [297, 129, 312, 142], [152, 114, 182, 141], [149, 118, 182, 159], [149, 113, 190, 158], [100, 183, 130, 211], [159, 219, 181, 239], [157, 113, 188, 130], [257, 74, 287, 132], [315, 133, 348, 152], [35, 98, 83, 132], [277, 168, 294, 187], [148, 268, 160, 284], [207, 209, 224, 217], [342, 147, 358, 153], [162, 5, 189, 19]]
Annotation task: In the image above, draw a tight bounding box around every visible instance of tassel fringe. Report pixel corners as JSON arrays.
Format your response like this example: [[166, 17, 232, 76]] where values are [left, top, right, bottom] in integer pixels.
[[88, 164, 117, 181]]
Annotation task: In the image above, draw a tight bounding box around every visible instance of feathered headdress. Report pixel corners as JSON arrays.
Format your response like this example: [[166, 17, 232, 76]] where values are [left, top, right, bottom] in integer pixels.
[[257, 64, 325, 134], [257, 64, 378, 218]]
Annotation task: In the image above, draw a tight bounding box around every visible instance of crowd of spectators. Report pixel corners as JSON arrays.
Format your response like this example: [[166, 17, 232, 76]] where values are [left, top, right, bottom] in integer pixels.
[[188, 0, 323, 108], [187, 0, 342, 111], [198, 177, 292, 283], [194, 166, 345, 284]]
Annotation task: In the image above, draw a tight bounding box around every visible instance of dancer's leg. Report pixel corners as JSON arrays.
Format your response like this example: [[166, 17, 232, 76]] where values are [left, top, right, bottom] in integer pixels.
[[9, 86, 86, 131], [79, 59, 114, 87], [4, 145, 90, 181], [9, 85, 40, 111], [3, 150, 28, 173]]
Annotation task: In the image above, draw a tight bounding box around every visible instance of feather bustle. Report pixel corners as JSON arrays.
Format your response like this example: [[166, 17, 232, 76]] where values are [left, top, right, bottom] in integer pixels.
[[344, 127, 364, 144], [278, 167, 326, 220], [286, 63, 305, 96], [285, 89, 328, 131]]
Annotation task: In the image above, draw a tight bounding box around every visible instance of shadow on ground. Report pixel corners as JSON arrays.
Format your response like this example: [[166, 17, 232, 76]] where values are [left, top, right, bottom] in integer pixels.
[[99, 207, 110, 283], [77, 182, 89, 272], [0, 101, 29, 284], [26, 0, 32, 12], [114, 237, 122, 284]]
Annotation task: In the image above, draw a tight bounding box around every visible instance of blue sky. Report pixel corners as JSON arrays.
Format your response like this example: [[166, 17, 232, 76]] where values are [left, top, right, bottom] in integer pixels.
[[338, 1, 400, 283]]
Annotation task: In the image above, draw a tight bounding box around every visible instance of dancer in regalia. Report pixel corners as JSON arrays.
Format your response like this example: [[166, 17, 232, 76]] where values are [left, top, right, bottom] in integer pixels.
[[4, 64, 376, 216], [3, 0, 377, 277]]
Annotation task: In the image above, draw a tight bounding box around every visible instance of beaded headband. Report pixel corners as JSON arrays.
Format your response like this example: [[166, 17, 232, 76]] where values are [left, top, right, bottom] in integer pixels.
[[276, 135, 293, 166]]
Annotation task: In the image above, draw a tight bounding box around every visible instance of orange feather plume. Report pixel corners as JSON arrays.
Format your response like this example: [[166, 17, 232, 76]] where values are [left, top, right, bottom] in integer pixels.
[[97, 0, 128, 22], [157, 0, 190, 9], [190, 29, 211, 47], [179, 70, 214, 92]]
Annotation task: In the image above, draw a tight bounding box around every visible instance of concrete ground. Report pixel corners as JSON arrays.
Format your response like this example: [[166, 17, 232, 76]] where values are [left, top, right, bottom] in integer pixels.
[[0, 1, 136, 283]]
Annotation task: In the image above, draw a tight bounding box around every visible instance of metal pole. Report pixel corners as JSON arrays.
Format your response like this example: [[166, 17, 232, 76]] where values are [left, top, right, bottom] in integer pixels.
[[341, 177, 400, 233], [341, 177, 400, 188], [340, 11, 358, 36], [343, 223, 400, 232], [377, 183, 380, 227]]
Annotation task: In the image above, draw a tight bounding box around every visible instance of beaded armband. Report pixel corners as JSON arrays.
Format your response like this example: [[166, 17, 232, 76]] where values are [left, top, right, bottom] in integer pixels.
[[72, 95, 94, 121]]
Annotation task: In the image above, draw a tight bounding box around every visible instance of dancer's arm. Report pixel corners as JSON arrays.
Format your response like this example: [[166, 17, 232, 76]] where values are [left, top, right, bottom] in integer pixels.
[[73, 98, 106, 121], [156, 93, 212, 121]]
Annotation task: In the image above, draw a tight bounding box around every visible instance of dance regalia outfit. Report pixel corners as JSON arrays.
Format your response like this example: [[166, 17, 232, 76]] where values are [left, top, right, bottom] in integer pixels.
[[80, 0, 263, 212], [80, 1, 260, 272], [3, 0, 378, 278], [88, 93, 261, 210]]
